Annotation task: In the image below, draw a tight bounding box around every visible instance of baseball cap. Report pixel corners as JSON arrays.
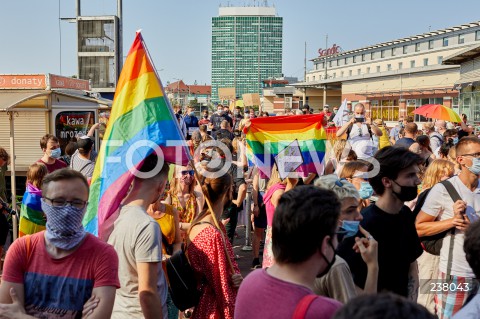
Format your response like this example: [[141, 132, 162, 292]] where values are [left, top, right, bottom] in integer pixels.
[[77, 135, 94, 151]]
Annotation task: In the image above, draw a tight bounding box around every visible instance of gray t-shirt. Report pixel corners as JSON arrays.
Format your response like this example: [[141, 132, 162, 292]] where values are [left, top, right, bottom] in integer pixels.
[[107, 205, 168, 319], [70, 150, 95, 178]]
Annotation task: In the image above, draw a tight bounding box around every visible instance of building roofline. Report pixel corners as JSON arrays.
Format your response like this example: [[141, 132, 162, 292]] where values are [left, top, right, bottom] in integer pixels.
[[312, 21, 480, 62]]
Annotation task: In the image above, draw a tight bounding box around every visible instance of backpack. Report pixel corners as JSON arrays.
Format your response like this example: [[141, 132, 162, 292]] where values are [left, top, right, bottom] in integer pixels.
[[165, 221, 212, 311], [412, 180, 460, 256], [430, 134, 444, 148]]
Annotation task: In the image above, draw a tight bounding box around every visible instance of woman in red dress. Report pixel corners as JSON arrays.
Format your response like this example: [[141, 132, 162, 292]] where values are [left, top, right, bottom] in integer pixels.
[[187, 172, 242, 319]]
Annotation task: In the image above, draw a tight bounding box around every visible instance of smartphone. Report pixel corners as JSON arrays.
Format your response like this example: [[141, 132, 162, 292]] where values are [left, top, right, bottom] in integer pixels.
[[355, 117, 365, 123], [464, 206, 479, 222]]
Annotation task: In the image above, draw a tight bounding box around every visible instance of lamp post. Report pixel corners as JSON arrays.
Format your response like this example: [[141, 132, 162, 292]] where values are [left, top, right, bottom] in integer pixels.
[[323, 34, 328, 108]]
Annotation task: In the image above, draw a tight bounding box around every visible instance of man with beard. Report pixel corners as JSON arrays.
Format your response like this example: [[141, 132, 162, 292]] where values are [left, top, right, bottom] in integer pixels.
[[337, 146, 423, 298], [108, 153, 170, 319], [235, 186, 342, 318]]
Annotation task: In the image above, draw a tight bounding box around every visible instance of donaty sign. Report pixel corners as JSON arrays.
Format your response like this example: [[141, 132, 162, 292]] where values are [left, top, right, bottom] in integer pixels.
[[0, 74, 90, 90], [318, 44, 341, 57]]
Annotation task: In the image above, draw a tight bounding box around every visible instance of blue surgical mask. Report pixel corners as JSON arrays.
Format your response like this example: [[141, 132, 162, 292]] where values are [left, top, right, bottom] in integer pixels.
[[41, 200, 87, 250], [452, 137, 459, 145], [50, 148, 61, 159], [339, 220, 360, 239], [358, 182, 374, 199], [467, 157, 480, 176]]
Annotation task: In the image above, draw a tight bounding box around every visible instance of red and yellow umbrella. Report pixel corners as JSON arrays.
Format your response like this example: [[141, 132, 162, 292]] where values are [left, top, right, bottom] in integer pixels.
[[413, 104, 462, 123]]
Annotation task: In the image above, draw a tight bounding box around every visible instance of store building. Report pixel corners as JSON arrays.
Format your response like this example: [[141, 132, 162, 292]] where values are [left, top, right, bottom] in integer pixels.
[[0, 73, 111, 207], [211, 6, 283, 102], [295, 21, 480, 122], [443, 43, 480, 123]]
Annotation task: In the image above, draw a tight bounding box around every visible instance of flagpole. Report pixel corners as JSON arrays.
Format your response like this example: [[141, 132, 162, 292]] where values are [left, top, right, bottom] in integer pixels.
[[141, 31, 233, 272]]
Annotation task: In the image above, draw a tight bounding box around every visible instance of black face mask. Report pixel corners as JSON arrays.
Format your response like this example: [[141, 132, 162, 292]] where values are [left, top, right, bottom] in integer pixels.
[[317, 240, 336, 278], [392, 180, 418, 202]]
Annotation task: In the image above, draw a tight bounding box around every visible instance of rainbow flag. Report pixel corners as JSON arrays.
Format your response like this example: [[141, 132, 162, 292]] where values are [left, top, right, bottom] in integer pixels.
[[84, 32, 190, 237], [245, 114, 327, 177], [19, 183, 46, 237]]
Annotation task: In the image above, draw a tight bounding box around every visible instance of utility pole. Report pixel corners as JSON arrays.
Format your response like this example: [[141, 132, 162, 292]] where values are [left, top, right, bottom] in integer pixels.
[[117, 0, 123, 71], [323, 34, 328, 107], [303, 41, 307, 106]]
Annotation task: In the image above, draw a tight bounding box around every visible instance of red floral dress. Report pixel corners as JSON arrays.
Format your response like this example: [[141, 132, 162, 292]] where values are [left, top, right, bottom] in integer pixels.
[[187, 224, 240, 319]]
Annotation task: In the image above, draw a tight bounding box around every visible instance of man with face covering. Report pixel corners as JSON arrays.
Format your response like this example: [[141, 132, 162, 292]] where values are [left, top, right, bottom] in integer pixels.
[[37, 134, 67, 173], [108, 152, 170, 319], [0, 169, 119, 318], [235, 186, 342, 318], [337, 146, 424, 299], [336, 104, 382, 160], [210, 104, 233, 133], [416, 137, 480, 318]]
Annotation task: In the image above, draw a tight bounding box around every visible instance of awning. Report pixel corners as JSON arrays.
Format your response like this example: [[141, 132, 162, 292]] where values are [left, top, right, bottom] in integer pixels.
[[443, 43, 480, 65], [0, 91, 49, 111], [54, 90, 112, 107], [453, 80, 480, 90]]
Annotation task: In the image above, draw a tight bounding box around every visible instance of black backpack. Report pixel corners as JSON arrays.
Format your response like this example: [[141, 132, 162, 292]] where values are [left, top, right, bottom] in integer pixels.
[[413, 180, 460, 256]]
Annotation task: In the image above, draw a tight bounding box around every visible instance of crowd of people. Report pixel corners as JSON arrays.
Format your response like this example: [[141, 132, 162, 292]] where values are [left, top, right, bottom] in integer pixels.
[[0, 103, 478, 319]]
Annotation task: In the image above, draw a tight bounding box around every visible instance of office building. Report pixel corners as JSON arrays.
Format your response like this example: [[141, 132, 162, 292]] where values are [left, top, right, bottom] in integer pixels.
[[211, 6, 283, 102]]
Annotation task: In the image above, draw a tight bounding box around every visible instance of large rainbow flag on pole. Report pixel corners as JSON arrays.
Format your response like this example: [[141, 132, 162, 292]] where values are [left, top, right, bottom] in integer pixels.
[[245, 114, 327, 177], [83, 31, 190, 237]]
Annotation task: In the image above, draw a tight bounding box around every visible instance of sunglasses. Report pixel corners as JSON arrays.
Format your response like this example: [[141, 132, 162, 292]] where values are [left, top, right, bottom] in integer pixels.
[[181, 170, 194, 176]]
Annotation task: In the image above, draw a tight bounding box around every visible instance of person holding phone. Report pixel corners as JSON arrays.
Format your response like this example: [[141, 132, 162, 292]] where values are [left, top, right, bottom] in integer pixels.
[[416, 137, 480, 318], [336, 103, 382, 160]]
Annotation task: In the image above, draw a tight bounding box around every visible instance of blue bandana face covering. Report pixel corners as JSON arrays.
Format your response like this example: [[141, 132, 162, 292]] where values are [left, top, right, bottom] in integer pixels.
[[41, 200, 87, 250]]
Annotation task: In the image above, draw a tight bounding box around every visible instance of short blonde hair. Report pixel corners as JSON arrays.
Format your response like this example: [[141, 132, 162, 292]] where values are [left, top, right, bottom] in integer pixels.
[[314, 175, 360, 200]]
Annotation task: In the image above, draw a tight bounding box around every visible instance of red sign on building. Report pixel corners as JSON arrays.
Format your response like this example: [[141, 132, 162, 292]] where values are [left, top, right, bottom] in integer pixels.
[[318, 44, 341, 57], [0, 74, 47, 89]]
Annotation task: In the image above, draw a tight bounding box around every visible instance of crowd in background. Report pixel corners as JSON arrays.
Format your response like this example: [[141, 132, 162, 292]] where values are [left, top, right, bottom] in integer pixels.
[[0, 103, 478, 319]]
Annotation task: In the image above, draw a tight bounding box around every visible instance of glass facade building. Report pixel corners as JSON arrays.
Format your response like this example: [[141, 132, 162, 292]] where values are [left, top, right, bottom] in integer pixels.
[[211, 7, 282, 102]]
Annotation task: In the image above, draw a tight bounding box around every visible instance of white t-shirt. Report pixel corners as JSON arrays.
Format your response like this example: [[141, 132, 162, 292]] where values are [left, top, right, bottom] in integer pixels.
[[347, 123, 374, 160], [420, 176, 480, 278]]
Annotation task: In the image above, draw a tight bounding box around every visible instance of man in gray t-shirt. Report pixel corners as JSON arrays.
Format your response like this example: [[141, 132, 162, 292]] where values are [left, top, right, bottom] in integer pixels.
[[108, 205, 167, 319], [107, 153, 170, 319], [70, 136, 95, 178]]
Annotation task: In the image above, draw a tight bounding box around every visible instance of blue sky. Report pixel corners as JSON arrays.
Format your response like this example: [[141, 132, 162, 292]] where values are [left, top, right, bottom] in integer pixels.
[[1, 0, 479, 86]]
